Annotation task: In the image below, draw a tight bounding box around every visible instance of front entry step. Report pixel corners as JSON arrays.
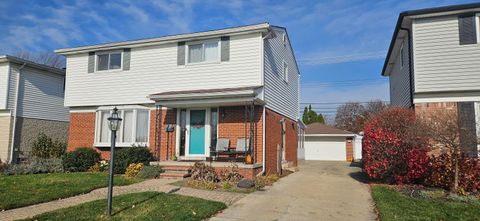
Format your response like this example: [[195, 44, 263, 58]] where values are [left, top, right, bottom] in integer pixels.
[[160, 166, 192, 179]]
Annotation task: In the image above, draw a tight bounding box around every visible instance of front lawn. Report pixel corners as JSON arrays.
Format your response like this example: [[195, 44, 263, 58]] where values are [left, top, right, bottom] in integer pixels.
[[371, 185, 480, 221], [0, 172, 141, 210], [22, 192, 226, 221]]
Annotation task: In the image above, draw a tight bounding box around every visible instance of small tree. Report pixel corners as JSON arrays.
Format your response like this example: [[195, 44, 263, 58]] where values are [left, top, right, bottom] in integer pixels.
[[302, 105, 325, 125], [421, 109, 479, 192]]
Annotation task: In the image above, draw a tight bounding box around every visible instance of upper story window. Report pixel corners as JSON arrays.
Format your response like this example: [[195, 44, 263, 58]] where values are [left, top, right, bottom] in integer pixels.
[[400, 43, 405, 69], [283, 60, 289, 82], [97, 51, 122, 71], [187, 40, 219, 63], [95, 108, 149, 146]]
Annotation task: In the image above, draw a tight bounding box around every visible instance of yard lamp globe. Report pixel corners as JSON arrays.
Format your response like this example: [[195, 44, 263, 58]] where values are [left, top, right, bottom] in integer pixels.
[[106, 107, 122, 217], [107, 107, 122, 131]]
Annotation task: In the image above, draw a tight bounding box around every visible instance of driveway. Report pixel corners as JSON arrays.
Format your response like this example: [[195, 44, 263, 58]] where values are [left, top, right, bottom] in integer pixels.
[[210, 161, 376, 221]]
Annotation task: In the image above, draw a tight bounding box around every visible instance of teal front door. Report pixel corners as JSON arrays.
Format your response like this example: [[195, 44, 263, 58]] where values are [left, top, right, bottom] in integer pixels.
[[189, 110, 206, 155]]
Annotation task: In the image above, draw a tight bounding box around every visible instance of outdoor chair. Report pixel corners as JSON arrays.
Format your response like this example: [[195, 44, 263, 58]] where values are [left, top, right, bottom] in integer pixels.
[[211, 138, 230, 158], [234, 138, 249, 156]]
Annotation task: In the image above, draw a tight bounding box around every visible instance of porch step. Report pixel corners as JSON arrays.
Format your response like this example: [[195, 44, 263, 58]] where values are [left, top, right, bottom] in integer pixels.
[[160, 166, 192, 179]]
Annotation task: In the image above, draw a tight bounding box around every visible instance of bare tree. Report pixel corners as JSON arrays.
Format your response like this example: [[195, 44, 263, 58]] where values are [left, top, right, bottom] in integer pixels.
[[335, 100, 388, 133], [14, 50, 65, 69], [421, 109, 463, 192], [335, 102, 365, 133]]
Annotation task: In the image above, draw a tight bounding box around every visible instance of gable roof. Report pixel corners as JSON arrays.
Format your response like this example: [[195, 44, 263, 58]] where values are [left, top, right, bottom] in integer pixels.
[[0, 55, 65, 75], [305, 123, 354, 135], [381, 2, 480, 76], [55, 23, 271, 55]]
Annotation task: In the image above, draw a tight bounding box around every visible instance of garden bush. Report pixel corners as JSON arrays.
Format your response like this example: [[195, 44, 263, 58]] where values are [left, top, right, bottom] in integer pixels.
[[114, 145, 153, 174], [63, 147, 101, 172], [125, 163, 144, 178], [191, 162, 218, 182], [136, 165, 163, 179], [31, 133, 66, 159], [362, 108, 430, 184], [3, 158, 63, 175], [426, 152, 480, 192]]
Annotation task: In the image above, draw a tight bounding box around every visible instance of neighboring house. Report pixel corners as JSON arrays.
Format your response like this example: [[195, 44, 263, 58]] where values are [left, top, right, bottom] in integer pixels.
[[382, 3, 480, 157], [298, 123, 361, 161], [0, 55, 69, 163], [55, 23, 300, 178]]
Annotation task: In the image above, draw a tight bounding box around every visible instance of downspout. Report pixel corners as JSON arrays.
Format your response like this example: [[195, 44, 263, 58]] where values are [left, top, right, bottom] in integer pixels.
[[256, 28, 272, 176], [400, 27, 414, 108], [9, 62, 26, 163]]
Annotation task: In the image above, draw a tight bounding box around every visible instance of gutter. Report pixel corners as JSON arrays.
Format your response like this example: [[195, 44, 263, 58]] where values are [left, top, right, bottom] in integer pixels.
[[9, 62, 26, 163], [400, 27, 415, 108]]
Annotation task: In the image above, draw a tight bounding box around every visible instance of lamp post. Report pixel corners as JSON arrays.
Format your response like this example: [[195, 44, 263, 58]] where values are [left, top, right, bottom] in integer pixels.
[[107, 107, 122, 217]]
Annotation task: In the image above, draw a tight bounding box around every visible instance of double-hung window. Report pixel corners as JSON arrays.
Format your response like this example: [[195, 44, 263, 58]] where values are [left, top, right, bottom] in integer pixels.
[[187, 40, 219, 63], [97, 51, 122, 71], [95, 108, 149, 146]]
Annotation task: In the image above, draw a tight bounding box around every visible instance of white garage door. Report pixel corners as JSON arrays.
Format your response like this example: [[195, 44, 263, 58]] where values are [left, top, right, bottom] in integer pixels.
[[304, 136, 346, 161]]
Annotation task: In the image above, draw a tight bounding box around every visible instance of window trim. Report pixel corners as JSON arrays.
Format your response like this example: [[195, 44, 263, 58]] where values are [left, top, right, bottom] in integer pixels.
[[283, 60, 289, 83], [95, 50, 123, 72], [185, 39, 221, 65], [476, 13, 480, 44], [94, 107, 150, 147]]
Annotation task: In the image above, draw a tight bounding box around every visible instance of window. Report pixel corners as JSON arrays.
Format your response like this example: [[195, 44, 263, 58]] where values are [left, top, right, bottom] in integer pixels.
[[283, 61, 288, 82], [97, 52, 122, 71], [400, 43, 405, 69], [210, 108, 218, 148], [95, 108, 149, 146], [187, 41, 219, 63]]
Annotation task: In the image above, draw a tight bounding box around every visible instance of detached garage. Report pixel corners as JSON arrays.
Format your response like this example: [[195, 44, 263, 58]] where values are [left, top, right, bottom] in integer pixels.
[[298, 123, 361, 161]]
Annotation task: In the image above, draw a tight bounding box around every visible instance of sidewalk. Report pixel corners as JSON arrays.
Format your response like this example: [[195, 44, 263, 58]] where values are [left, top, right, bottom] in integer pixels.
[[0, 179, 245, 221]]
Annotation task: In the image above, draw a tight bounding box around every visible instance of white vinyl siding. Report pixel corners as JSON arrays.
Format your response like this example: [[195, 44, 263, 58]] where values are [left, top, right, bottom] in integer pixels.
[[0, 63, 9, 109], [64, 33, 263, 107], [413, 15, 480, 93], [95, 108, 150, 147], [389, 37, 412, 108], [16, 66, 69, 122], [264, 28, 299, 120]]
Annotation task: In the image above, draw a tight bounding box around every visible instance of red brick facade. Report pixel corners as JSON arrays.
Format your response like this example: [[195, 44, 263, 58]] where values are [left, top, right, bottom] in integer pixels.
[[217, 106, 263, 164], [149, 108, 177, 161], [264, 108, 298, 174], [67, 106, 298, 175], [67, 112, 95, 152]]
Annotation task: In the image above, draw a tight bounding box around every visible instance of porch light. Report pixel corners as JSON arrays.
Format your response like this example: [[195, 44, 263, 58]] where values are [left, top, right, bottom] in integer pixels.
[[107, 107, 122, 131], [106, 107, 122, 217]]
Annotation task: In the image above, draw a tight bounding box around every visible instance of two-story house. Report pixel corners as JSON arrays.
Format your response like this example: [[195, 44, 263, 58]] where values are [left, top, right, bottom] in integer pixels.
[[55, 23, 300, 178], [382, 3, 480, 157], [0, 55, 69, 163]]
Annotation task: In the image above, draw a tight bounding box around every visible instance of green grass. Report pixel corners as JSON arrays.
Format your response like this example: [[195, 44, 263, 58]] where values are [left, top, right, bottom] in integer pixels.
[[371, 185, 480, 221], [22, 192, 227, 221], [0, 172, 141, 210]]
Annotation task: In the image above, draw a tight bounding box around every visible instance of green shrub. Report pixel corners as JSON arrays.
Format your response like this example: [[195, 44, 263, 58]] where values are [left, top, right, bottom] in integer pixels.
[[114, 146, 153, 174], [137, 165, 163, 179], [63, 148, 101, 172], [3, 158, 63, 175], [30, 133, 66, 159]]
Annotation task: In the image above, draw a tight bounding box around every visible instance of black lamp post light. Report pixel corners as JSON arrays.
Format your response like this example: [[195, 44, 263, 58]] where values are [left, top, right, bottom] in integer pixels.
[[107, 107, 122, 217]]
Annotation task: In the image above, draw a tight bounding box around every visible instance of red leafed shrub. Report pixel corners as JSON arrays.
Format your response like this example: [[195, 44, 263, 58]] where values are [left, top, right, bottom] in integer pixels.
[[362, 108, 430, 184], [426, 153, 480, 192]]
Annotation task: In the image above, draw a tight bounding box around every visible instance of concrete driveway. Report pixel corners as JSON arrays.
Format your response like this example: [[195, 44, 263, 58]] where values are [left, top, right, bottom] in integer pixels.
[[210, 161, 376, 221]]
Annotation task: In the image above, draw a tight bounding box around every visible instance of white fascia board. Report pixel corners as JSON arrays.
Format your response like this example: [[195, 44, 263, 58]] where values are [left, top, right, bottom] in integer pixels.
[[56, 23, 270, 55]]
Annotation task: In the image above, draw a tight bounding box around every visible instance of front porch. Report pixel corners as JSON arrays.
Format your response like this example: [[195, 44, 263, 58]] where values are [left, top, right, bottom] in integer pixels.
[[151, 160, 263, 179], [147, 86, 265, 168]]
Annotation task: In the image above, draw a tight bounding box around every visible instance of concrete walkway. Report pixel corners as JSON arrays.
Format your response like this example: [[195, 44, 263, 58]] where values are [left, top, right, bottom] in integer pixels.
[[0, 178, 245, 221], [210, 161, 377, 221]]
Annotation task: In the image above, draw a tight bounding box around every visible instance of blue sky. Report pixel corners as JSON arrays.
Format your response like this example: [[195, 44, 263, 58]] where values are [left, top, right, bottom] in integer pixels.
[[0, 0, 475, 118]]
